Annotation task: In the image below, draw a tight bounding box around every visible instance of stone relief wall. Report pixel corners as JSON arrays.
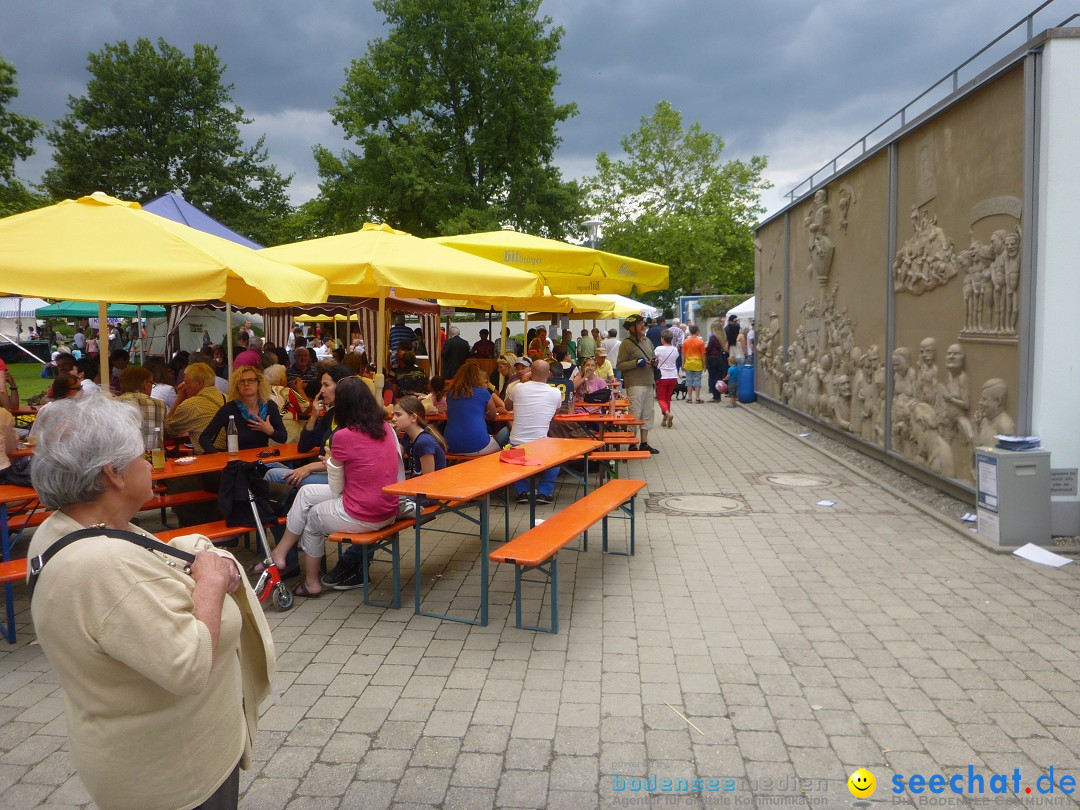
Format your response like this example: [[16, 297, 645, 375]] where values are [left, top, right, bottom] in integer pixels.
[[754, 65, 1025, 489]]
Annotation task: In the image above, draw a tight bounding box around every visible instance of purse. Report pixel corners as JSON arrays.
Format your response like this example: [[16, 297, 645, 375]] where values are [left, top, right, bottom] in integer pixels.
[[582, 388, 611, 404]]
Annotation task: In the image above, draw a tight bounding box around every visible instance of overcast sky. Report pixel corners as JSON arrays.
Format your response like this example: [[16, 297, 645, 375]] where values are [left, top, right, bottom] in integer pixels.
[[0, 0, 1060, 225]]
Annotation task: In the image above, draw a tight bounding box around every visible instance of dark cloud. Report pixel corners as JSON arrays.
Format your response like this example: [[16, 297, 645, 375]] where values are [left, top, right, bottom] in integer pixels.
[[1, 0, 1054, 216]]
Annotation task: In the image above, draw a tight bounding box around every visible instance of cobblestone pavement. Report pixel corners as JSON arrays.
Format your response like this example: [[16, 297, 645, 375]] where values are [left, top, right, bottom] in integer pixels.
[[1, 398, 1078, 809]]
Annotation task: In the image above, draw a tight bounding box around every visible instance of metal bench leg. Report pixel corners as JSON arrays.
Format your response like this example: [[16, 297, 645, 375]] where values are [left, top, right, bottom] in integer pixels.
[[2, 505, 14, 643], [362, 534, 402, 610], [512, 557, 558, 633]]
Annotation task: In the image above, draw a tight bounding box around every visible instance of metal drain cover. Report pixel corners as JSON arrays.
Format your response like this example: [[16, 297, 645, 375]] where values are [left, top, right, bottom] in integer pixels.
[[762, 472, 834, 488], [646, 493, 749, 516]]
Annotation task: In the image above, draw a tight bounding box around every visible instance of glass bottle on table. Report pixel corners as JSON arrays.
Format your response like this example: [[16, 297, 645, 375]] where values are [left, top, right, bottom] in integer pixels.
[[227, 415, 239, 456], [150, 427, 166, 471]]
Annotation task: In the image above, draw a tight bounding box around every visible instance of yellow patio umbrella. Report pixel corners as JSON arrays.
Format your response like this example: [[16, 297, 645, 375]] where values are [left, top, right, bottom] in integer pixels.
[[439, 287, 615, 360], [261, 222, 544, 372], [431, 229, 669, 295], [0, 192, 329, 383]]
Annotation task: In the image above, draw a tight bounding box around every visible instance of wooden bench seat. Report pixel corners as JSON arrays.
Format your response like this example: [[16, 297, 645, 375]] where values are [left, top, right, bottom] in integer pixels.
[[490, 479, 646, 632], [327, 501, 463, 609], [601, 432, 639, 445], [0, 559, 26, 585], [156, 517, 284, 546]]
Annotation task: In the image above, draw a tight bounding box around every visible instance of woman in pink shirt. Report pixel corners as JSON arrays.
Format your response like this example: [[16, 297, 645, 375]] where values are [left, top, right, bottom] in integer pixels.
[[269, 377, 401, 597]]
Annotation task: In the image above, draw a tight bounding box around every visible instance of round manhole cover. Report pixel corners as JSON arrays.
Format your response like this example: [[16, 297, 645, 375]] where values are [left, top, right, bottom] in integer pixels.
[[764, 473, 833, 488], [655, 494, 745, 515]]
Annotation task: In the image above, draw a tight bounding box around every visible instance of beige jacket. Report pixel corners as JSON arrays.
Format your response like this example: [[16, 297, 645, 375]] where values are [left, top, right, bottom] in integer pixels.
[[28, 512, 275, 810]]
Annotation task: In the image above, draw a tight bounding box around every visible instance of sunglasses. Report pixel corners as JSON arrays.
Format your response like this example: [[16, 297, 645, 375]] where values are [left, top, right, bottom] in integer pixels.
[[238, 377, 259, 385]]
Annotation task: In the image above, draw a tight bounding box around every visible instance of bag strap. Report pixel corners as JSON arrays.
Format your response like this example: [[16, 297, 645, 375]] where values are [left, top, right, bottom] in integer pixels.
[[27, 528, 197, 605]]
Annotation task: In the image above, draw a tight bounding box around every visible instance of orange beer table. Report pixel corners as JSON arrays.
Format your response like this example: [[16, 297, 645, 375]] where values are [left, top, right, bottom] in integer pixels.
[[383, 437, 602, 626], [150, 443, 317, 480]]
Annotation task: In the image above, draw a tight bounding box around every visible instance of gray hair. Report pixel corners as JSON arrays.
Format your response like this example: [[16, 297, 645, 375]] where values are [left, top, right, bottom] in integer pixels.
[[31, 392, 146, 510], [449, 325, 460, 336], [264, 363, 287, 386]]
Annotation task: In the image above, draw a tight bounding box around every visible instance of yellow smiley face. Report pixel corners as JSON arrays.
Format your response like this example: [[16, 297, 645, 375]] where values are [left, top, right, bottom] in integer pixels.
[[848, 768, 876, 798]]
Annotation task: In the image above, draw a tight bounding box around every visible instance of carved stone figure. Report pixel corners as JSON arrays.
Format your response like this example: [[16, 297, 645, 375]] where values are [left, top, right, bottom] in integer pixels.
[[860, 345, 883, 444], [1004, 231, 1020, 332], [837, 184, 855, 232], [804, 189, 835, 286], [849, 348, 865, 438], [989, 230, 1007, 333], [974, 378, 1016, 447], [911, 402, 955, 478], [916, 337, 939, 406], [941, 344, 973, 444], [893, 208, 958, 295], [833, 374, 852, 431], [892, 347, 917, 456]]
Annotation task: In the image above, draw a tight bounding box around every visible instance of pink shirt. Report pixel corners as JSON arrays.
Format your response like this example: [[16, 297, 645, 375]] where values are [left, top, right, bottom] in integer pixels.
[[331, 425, 400, 523]]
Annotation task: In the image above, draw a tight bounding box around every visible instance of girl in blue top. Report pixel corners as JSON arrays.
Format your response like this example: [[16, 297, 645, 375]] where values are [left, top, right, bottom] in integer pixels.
[[393, 396, 448, 477]]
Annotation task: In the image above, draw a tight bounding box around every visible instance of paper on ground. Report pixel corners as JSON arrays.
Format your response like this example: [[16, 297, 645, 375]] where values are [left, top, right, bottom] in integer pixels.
[[816, 500, 836, 507], [1012, 543, 1073, 568]]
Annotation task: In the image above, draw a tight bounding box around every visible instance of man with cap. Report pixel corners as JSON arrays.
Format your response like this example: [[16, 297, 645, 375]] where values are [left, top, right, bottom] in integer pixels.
[[506, 355, 531, 399], [615, 313, 660, 454], [594, 345, 615, 383], [441, 325, 471, 380]]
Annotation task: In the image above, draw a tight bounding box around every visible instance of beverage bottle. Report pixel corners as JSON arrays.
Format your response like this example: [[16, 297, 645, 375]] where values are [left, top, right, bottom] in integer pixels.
[[227, 415, 239, 456], [150, 427, 166, 471]]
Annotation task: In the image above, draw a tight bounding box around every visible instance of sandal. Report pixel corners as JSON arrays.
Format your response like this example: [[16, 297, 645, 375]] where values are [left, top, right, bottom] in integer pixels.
[[293, 581, 323, 598]]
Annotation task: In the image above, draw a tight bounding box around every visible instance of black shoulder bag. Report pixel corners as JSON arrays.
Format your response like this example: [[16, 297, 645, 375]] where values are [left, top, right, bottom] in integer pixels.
[[26, 528, 197, 605]]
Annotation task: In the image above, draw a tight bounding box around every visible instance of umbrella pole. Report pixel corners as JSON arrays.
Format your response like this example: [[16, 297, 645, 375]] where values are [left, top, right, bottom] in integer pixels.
[[500, 308, 508, 356], [376, 289, 386, 375], [137, 304, 143, 365], [98, 302, 109, 387], [523, 310, 528, 356], [226, 304, 234, 366]]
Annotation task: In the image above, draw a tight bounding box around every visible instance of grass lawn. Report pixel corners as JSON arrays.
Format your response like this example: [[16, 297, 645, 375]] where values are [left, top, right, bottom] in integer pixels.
[[8, 362, 55, 402]]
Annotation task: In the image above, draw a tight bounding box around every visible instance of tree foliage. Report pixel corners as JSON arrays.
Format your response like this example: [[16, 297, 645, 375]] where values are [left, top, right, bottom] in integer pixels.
[[42, 38, 292, 244], [312, 0, 582, 238], [0, 54, 47, 216], [584, 101, 769, 310]]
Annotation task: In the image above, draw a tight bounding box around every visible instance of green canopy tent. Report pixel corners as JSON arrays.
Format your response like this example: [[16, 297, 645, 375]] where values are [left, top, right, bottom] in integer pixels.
[[35, 301, 167, 318]]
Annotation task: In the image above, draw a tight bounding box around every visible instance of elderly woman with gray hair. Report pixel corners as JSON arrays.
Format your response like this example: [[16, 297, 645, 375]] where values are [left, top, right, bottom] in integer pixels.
[[27, 392, 275, 810]]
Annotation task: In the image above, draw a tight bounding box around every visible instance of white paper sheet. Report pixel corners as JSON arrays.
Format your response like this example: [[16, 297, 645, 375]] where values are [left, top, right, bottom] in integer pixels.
[[816, 500, 836, 507], [1012, 543, 1074, 568]]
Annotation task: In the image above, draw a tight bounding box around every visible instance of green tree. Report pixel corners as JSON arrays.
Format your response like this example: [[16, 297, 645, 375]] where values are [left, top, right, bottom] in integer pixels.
[[42, 38, 292, 244], [0, 54, 47, 216], [584, 101, 769, 310], [313, 0, 582, 238]]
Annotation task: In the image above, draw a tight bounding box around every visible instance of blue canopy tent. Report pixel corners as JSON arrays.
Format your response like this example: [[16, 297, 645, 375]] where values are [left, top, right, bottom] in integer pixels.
[[141, 193, 263, 249], [141, 193, 263, 358]]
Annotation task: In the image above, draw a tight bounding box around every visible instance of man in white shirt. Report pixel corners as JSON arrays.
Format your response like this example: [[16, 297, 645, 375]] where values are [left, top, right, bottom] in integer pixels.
[[601, 329, 622, 382], [505, 359, 563, 504]]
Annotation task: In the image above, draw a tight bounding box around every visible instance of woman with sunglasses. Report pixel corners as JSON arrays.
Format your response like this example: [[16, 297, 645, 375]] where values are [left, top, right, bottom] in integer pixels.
[[200, 366, 287, 453]]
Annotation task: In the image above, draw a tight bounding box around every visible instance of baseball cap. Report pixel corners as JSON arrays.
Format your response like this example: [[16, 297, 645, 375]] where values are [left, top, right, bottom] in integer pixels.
[[594, 346, 608, 357], [623, 313, 644, 328], [514, 356, 533, 367]]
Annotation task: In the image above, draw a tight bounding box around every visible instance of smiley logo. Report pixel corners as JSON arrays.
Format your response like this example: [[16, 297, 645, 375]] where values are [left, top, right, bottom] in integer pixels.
[[848, 768, 876, 798]]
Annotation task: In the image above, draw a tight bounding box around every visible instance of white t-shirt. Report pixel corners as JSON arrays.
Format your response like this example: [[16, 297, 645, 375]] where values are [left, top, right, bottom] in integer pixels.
[[508, 381, 562, 445], [602, 337, 621, 359], [655, 345, 679, 380]]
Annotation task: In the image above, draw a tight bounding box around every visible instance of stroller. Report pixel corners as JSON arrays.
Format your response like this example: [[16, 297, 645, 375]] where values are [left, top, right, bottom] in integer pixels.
[[219, 460, 293, 610]]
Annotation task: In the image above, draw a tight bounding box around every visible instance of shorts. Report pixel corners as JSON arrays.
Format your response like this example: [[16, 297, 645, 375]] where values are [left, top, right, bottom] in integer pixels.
[[685, 370, 702, 388], [626, 385, 655, 432]]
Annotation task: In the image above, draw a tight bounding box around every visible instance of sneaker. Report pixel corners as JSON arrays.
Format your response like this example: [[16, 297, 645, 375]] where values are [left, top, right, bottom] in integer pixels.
[[333, 567, 368, 591], [535, 493, 553, 505], [321, 560, 358, 587], [515, 492, 531, 504], [640, 443, 660, 455]]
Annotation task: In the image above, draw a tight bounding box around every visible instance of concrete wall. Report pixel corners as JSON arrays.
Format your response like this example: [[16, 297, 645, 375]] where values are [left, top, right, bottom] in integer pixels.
[[755, 34, 1068, 508]]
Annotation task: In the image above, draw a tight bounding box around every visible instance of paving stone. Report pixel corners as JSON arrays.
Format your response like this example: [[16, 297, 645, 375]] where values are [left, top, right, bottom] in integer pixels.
[[393, 766, 452, 804], [450, 752, 503, 788], [496, 770, 549, 809]]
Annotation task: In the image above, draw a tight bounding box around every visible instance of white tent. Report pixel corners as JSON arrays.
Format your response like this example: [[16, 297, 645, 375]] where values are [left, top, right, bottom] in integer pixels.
[[727, 296, 755, 328], [0, 296, 49, 341]]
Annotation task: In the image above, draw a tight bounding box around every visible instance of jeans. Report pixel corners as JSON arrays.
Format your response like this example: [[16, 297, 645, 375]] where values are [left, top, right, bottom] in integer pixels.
[[513, 463, 560, 497]]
